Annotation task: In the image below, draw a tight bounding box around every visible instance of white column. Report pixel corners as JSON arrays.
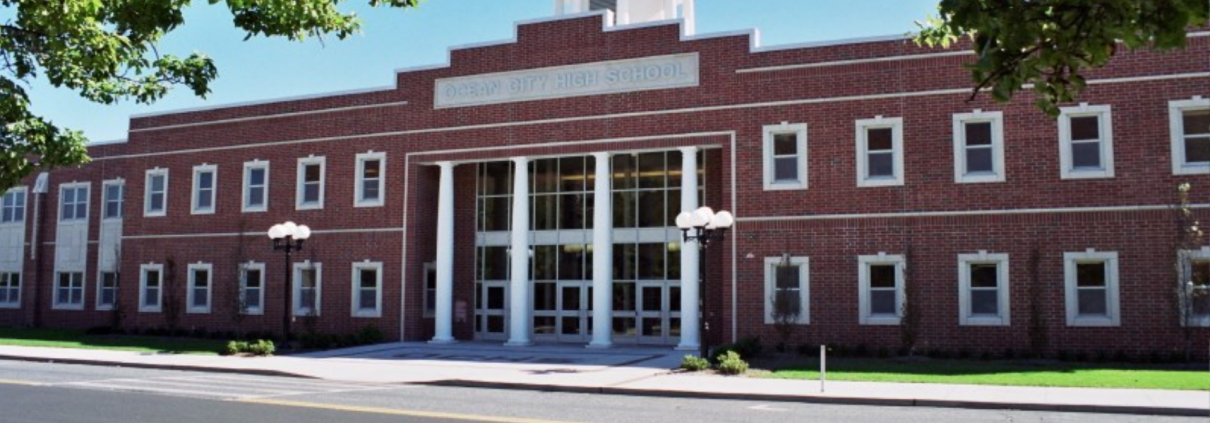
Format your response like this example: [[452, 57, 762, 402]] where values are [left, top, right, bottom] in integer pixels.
[[506, 157, 533, 346], [588, 152, 614, 348], [431, 162, 456, 343], [681, 0, 696, 35], [676, 147, 701, 351]]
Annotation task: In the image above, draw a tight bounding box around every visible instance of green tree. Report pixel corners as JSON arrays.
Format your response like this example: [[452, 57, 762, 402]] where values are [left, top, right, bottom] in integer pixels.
[[915, 0, 1208, 116], [0, 0, 421, 191]]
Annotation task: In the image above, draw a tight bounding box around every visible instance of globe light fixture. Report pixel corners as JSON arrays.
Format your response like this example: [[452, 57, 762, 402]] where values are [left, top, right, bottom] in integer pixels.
[[674, 206, 733, 361], [268, 221, 312, 343]]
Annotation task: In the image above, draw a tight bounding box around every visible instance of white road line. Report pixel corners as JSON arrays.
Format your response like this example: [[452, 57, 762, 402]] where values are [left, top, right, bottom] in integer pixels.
[[184, 375, 387, 391], [60, 378, 305, 397], [59, 381, 255, 399]]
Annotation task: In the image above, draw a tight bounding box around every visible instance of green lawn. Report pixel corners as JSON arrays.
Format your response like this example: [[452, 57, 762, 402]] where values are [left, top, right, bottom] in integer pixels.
[[756, 357, 1210, 391], [0, 327, 226, 355]]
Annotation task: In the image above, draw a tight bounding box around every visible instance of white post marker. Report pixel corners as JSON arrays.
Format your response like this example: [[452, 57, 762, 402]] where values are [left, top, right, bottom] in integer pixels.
[[820, 344, 826, 393]]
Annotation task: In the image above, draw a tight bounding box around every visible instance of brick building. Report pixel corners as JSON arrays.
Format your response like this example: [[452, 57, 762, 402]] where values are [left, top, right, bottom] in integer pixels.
[[1, 1, 1208, 358]]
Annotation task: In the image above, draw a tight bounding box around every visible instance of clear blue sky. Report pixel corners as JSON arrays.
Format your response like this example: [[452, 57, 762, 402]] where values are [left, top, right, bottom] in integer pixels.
[[24, 0, 939, 142]]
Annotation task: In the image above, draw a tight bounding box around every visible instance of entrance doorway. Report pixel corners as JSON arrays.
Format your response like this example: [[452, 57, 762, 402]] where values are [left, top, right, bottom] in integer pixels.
[[475, 281, 508, 341], [637, 282, 681, 345]]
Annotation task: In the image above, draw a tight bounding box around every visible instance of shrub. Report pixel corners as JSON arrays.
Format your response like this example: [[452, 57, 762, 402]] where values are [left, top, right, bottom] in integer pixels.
[[734, 336, 763, 358], [680, 355, 710, 371], [224, 341, 248, 356], [711, 344, 739, 362], [224, 339, 275, 356], [357, 325, 385, 345], [716, 351, 748, 375]]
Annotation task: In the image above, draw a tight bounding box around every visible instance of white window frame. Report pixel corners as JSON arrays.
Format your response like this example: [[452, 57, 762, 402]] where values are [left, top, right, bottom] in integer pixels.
[[1169, 97, 1210, 175], [0, 272, 21, 309], [144, 168, 169, 217], [1, 186, 27, 224], [855, 116, 905, 187], [296, 156, 326, 210], [1180, 247, 1210, 327], [95, 271, 119, 311], [1063, 250, 1120, 327], [858, 254, 905, 325], [761, 123, 808, 190], [191, 164, 217, 215], [52, 271, 85, 310], [293, 261, 322, 316], [242, 160, 269, 213], [351, 261, 383, 318], [58, 183, 90, 222], [101, 179, 124, 221], [1058, 104, 1115, 179], [957, 251, 1011, 326], [239, 262, 265, 315], [139, 263, 163, 313], [763, 256, 809, 324], [355, 151, 387, 207], [952, 110, 1006, 183], [186, 262, 213, 314]]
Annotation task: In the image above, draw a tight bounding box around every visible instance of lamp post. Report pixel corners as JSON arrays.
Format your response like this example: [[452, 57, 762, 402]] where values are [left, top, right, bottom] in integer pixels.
[[267, 221, 311, 343], [674, 206, 734, 360]]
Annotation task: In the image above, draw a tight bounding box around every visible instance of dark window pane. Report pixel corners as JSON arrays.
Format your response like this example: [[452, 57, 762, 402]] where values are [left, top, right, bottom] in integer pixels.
[[359, 269, 377, 288], [362, 180, 380, 200], [363, 160, 380, 178], [665, 190, 681, 230], [487, 286, 505, 309], [1077, 289, 1107, 315], [612, 154, 636, 189], [776, 265, 799, 289], [667, 151, 683, 189], [561, 285, 581, 310], [558, 244, 586, 280], [871, 290, 897, 315], [532, 195, 557, 230], [250, 168, 265, 186], [613, 244, 636, 280], [641, 285, 662, 311], [637, 243, 665, 279], [641, 318, 662, 337], [613, 282, 635, 311], [867, 128, 893, 150], [870, 265, 896, 288], [533, 316, 556, 334], [561, 316, 581, 335], [558, 194, 586, 230], [965, 122, 992, 146], [151, 176, 164, 192], [534, 283, 556, 311], [612, 316, 636, 336], [636, 191, 665, 228], [487, 315, 505, 332], [971, 289, 998, 315], [638, 152, 666, 189], [532, 159, 558, 193], [868, 152, 894, 177], [666, 244, 680, 280], [774, 157, 798, 181], [481, 161, 512, 196], [304, 164, 321, 182], [559, 157, 586, 192], [1070, 116, 1100, 140], [1076, 263, 1106, 287], [533, 245, 556, 280], [1183, 109, 1209, 135], [360, 290, 377, 310], [966, 148, 993, 173], [482, 247, 509, 280], [775, 291, 801, 315], [970, 264, 998, 288], [1071, 142, 1102, 168], [1184, 138, 1210, 163], [245, 270, 261, 288], [481, 197, 511, 231], [303, 184, 320, 203], [669, 286, 681, 312], [198, 172, 213, 189], [773, 133, 797, 155], [1192, 261, 1210, 286], [612, 191, 636, 228]]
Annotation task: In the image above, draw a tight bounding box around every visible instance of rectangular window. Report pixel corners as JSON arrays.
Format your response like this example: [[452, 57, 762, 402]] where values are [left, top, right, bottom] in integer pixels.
[[423, 262, 437, 318], [1, 187, 26, 224], [352, 261, 383, 317], [59, 184, 89, 222], [243, 161, 269, 212], [1059, 104, 1114, 179], [763, 256, 809, 324], [294, 262, 321, 316], [96, 272, 118, 310], [952, 110, 1006, 183], [0, 272, 20, 308], [1169, 97, 1210, 175], [1064, 250, 1120, 326], [762, 123, 808, 190], [102, 181, 123, 220], [53, 272, 84, 309], [139, 264, 163, 313], [958, 252, 1010, 326], [187, 263, 212, 313], [355, 152, 386, 207], [240, 262, 265, 315], [1180, 249, 1210, 327], [856, 117, 905, 187], [145, 169, 168, 217], [858, 254, 904, 325], [191, 165, 217, 214], [296, 156, 325, 210]]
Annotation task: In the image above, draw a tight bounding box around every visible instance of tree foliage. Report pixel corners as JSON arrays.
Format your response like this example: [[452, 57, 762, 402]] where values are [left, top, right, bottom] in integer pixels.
[[0, 0, 421, 191], [915, 0, 1208, 116]]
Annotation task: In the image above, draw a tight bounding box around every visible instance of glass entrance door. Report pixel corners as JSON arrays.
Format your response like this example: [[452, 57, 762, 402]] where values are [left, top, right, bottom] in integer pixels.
[[556, 282, 590, 342], [475, 281, 508, 341], [637, 282, 681, 345]]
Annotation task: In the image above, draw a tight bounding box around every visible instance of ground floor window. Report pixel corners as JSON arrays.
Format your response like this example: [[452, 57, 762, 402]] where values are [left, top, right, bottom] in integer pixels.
[[423, 262, 436, 318], [139, 264, 163, 313], [240, 262, 264, 315], [858, 254, 904, 325], [958, 252, 1010, 326], [1063, 250, 1120, 327], [97, 271, 118, 310], [352, 261, 382, 318], [187, 263, 212, 314], [293, 262, 321, 316], [0, 272, 20, 308], [54, 272, 84, 309], [764, 256, 809, 325]]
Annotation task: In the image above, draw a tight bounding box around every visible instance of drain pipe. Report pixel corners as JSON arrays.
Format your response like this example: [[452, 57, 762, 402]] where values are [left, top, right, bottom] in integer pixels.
[[30, 172, 48, 328]]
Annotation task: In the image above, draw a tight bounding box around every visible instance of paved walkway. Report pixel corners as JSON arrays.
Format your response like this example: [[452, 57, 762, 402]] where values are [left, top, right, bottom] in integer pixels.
[[0, 343, 1206, 416]]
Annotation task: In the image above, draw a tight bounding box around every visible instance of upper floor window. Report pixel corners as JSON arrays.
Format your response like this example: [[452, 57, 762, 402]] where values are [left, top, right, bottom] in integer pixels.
[[855, 116, 904, 187], [1169, 97, 1210, 175], [764, 256, 809, 325], [1, 187, 27, 224], [355, 152, 386, 207], [191, 164, 217, 215], [102, 180, 123, 220], [352, 261, 383, 317], [958, 252, 1010, 326], [952, 110, 1005, 183], [1059, 104, 1114, 179], [296, 156, 325, 210], [243, 160, 269, 213], [59, 184, 89, 222], [1063, 250, 1120, 327], [762, 123, 808, 190], [858, 254, 904, 325], [145, 168, 168, 217]]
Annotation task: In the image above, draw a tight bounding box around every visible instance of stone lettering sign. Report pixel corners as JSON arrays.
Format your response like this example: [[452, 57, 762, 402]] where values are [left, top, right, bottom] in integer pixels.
[[434, 53, 699, 108]]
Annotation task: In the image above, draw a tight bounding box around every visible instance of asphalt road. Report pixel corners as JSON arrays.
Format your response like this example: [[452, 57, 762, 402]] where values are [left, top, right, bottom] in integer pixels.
[[0, 360, 1201, 423]]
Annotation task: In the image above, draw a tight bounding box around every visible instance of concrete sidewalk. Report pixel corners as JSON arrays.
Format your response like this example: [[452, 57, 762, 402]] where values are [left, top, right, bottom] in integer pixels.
[[0, 343, 1206, 417]]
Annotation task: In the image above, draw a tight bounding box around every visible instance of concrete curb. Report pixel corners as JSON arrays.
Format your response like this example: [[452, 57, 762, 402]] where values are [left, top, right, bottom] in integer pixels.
[[423, 380, 1210, 417], [0, 355, 314, 380]]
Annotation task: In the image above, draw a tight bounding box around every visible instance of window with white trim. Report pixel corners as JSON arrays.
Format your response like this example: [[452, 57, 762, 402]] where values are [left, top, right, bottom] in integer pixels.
[[1059, 104, 1114, 179], [139, 264, 163, 313], [763, 256, 809, 324], [423, 262, 436, 318], [191, 164, 217, 214], [243, 160, 269, 212], [1, 187, 26, 223], [187, 263, 212, 313], [96, 272, 118, 310], [1180, 248, 1210, 327], [761, 123, 808, 190], [293, 261, 321, 316], [855, 117, 904, 187], [145, 168, 168, 217], [53, 272, 84, 309], [1064, 250, 1120, 326], [1169, 97, 1210, 175], [0, 272, 20, 308], [957, 252, 1010, 326], [240, 262, 265, 315], [953, 110, 1005, 183], [102, 180, 123, 220], [858, 254, 904, 325], [355, 152, 386, 207], [352, 261, 383, 317], [296, 156, 325, 210], [59, 184, 89, 222]]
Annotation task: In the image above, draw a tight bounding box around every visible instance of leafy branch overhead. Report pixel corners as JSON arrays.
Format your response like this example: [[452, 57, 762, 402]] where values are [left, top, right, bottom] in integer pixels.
[[915, 0, 1208, 116], [0, 0, 421, 191]]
